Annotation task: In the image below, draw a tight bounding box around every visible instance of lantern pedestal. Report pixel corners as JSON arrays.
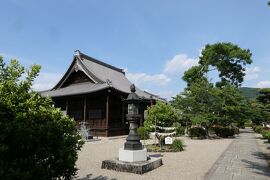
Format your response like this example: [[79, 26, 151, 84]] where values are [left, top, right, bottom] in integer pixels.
[[124, 114, 143, 151], [118, 148, 147, 162]]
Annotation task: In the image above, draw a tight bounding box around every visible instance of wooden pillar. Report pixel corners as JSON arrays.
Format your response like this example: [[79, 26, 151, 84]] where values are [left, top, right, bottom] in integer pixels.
[[83, 97, 86, 122], [66, 99, 69, 115], [106, 94, 109, 136]]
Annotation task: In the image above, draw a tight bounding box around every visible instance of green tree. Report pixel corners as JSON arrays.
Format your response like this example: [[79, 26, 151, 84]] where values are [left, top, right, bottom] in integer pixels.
[[144, 101, 179, 129], [250, 100, 266, 125], [215, 84, 252, 127], [172, 80, 218, 136], [174, 42, 253, 131], [257, 88, 270, 104], [182, 65, 207, 87], [254, 88, 270, 124], [0, 57, 83, 179], [199, 42, 252, 87]]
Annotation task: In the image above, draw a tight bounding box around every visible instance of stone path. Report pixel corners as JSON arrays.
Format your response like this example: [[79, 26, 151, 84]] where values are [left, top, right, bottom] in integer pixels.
[[204, 128, 270, 180]]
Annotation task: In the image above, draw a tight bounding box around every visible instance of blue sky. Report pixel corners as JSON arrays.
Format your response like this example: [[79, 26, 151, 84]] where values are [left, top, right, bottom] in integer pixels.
[[1, 0, 270, 100]]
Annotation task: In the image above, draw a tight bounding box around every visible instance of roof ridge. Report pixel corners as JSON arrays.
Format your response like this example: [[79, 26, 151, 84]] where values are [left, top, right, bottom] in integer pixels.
[[77, 51, 125, 74]]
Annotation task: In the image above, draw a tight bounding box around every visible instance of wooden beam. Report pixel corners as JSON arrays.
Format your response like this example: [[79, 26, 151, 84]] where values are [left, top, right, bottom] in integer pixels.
[[106, 94, 109, 136]]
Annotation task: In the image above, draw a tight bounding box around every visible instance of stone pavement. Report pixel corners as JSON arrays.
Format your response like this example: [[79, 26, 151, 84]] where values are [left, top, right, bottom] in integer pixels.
[[204, 128, 270, 180]]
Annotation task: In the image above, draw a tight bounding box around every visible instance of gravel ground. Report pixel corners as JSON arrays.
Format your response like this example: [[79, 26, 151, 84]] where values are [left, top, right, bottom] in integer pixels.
[[74, 136, 233, 180]]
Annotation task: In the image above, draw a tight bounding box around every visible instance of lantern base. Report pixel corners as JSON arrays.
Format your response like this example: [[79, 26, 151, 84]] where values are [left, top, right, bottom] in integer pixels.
[[118, 148, 147, 162], [124, 140, 143, 150]]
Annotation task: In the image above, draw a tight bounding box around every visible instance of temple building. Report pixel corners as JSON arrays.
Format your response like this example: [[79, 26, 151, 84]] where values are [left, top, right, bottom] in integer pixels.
[[41, 50, 162, 136]]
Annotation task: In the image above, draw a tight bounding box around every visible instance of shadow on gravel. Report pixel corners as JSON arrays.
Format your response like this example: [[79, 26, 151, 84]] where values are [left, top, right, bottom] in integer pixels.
[[76, 173, 117, 180], [241, 152, 270, 177], [149, 154, 163, 158]]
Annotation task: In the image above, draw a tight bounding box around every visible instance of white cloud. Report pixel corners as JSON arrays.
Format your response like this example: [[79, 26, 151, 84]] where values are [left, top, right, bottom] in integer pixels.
[[245, 66, 260, 80], [32, 72, 62, 91], [156, 90, 177, 100], [163, 54, 198, 74], [256, 81, 270, 88], [126, 73, 171, 86]]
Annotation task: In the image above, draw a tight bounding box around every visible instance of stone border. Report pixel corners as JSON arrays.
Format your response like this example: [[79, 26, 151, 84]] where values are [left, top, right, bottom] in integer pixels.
[[101, 157, 163, 174]]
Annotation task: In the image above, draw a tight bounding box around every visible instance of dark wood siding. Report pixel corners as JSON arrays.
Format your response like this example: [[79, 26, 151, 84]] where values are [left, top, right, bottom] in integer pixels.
[[62, 71, 94, 87]]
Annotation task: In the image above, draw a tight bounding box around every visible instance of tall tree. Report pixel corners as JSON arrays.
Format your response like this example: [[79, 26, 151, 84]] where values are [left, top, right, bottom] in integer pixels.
[[255, 88, 270, 124], [182, 65, 207, 87], [199, 42, 252, 87], [173, 42, 253, 135]]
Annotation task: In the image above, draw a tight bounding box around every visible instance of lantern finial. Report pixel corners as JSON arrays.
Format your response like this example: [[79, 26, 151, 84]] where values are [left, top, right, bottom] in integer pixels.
[[130, 84, 136, 93]]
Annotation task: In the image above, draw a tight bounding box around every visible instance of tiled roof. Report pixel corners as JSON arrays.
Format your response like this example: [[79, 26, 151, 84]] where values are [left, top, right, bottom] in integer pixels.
[[41, 51, 164, 101]]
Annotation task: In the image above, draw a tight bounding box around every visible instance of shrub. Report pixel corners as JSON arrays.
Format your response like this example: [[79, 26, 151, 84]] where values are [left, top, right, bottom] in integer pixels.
[[263, 131, 270, 143], [137, 127, 149, 140], [261, 128, 270, 139], [170, 139, 184, 151], [175, 126, 185, 136], [254, 125, 263, 133], [189, 127, 206, 139], [232, 126, 240, 135], [144, 101, 179, 128], [213, 126, 235, 138], [0, 59, 83, 179]]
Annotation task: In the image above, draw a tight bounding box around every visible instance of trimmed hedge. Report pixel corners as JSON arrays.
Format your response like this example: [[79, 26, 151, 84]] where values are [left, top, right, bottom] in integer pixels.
[[213, 126, 236, 138], [189, 127, 206, 139], [254, 125, 263, 133]]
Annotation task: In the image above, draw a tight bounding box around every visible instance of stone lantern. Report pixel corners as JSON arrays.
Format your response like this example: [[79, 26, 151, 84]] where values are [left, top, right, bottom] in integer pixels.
[[119, 84, 147, 162], [101, 84, 162, 174], [124, 84, 143, 150]]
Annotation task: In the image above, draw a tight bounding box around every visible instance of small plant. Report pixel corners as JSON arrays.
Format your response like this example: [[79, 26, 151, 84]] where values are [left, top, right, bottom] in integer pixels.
[[137, 126, 149, 140], [171, 139, 184, 151], [189, 127, 206, 139], [175, 126, 185, 136], [261, 129, 270, 139], [254, 125, 263, 133], [263, 131, 270, 143]]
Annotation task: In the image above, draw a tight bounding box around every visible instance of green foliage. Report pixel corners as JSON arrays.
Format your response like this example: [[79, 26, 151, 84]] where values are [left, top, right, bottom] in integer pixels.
[[250, 100, 266, 125], [251, 89, 270, 124], [170, 139, 184, 151], [0, 57, 83, 179], [261, 129, 270, 139], [199, 42, 252, 87], [172, 80, 217, 129], [182, 65, 207, 87], [257, 88, 270, 105], [137, 127, 149, 140], [254, 125, 263, 133], [263, 131, 270, 143], [144, 101, 179, 129], [213, 126, 235, 138], [172, 81, 251, 136], [189, 127, 207, 139], [175, 126, 185, 136]]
